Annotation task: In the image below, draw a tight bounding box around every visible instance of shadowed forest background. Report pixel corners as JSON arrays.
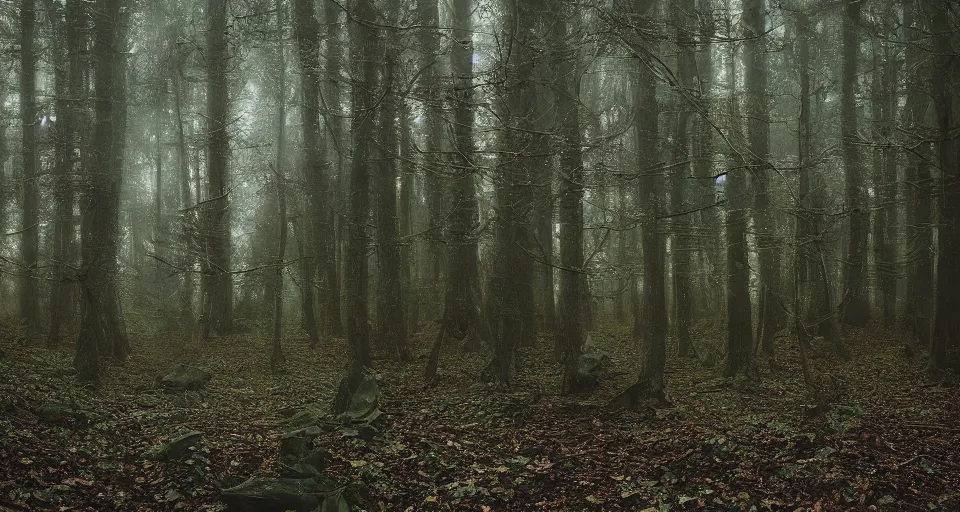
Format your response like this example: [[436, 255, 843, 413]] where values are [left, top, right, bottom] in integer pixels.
[[0, 0, 958, 510]]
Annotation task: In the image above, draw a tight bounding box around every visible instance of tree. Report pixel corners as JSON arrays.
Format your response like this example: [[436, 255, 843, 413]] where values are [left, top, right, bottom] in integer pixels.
[[671, 0, 696, 359], [75, 0, 129, 382], [172, 17, 196, 332], [441, 0, 484, 343], [840, 0, 869, 327], [48, 0, 83, 346], [19, 0, 40, 340], [723, 9, 755, 378], [376, 4, 410, 362], [335, 0, 377, 413], [484, 0, 544, 389], [417, 0, 445, 292], [292, 0, 323, 347], [323, 0, 344, 335], [616, 0, 669, 406], [868, 13, 898, 329], [743, 0, 782, 356], [792, 8, 844, 359], [793, 8, 844, 384], [692, 0, 722, 325], [553, 1, 587, 394], [204, 0, 233, 337], [902, 0, 933, 347], [270, 0, 288, 374], [928, 0, 958, 377]]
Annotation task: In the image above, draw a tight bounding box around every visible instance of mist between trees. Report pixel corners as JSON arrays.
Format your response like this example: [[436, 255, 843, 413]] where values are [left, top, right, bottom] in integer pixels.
[[0, 0, 958, 508]]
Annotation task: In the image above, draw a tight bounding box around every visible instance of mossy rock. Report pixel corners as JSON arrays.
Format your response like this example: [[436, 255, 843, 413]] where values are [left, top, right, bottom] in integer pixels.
[[158, 364, 212, 392], [144, 430, 203, 461]]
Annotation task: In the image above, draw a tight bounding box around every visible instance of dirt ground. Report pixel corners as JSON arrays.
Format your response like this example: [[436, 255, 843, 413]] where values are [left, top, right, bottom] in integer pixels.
[[1, 323, 957, 511]]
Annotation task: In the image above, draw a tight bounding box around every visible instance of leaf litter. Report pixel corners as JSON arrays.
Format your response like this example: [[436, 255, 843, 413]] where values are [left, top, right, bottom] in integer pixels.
[[0, 324, 957, 511]]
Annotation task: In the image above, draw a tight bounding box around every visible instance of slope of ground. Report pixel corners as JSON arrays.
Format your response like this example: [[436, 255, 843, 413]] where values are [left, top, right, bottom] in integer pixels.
[[0, 323, 957, 511]]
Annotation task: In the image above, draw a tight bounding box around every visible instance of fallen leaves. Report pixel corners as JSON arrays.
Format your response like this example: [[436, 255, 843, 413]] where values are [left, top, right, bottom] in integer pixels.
[[0, 325, 958, 511]]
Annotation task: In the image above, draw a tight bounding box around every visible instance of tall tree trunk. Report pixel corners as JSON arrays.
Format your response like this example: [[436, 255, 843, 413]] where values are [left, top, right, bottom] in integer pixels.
[[618, 0, 668, 406], [794, 11, 843, 366], [671, 0, 695, 359], [743, 0, 780, 357], [723, 6, 754, 378], [19, 0, 40, 341], [840, 0, 869, 327], [879, 37, 899, 328], [335, 0, 377, 414], [293, 0, 325, 347], [271, 0, 288, 373], [0, 116, 7, 307], [75, 0, 127, 382], [417, 0, 445, 294], [485, 0, 543, 388], [928, 0, 958, 376], [693, 0, 721, 326], [554, 2, 587, 395], [322, 1, 344, 335], [154, 77, 166, 309], [399, 101, 420, 334], [49, 0, 80, 346], [901, 0, 933, 346], [442, 0, 483, 343], [377, 13, 410, 362], [173, 38, 195, 332], [205, 0, 233, 337]]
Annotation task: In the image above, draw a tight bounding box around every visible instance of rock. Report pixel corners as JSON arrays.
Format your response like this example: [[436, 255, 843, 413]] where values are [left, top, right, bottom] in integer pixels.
[[577, 350, 612, 384], [338, 372, 381, 425], [279, 426, 330, 478], [145, 430, 203, 461], [158, 364, 212, 392], [220, 477, 345, 512], [815, 446, 837, 459], [285, 404, 327, 430], [36, 401, 85, 425]]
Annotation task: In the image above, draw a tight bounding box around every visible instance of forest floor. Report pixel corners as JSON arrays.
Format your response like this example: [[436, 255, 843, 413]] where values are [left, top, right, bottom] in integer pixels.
[[0, 320, 958, 512]]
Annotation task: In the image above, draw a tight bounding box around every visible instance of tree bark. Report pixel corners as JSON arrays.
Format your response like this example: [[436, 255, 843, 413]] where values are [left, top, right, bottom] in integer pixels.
[[376, 11, 410, 362], [442, 0, 484, 343], [322, 1, 344, 335], [335, 0, 377, 413], [723, 7, 754, 378], [743, 0, 781, 357], [49, 0, 81, 346], [928, 0, 958, 376], [205, 0, 233, 337], [621, 0, 668, 405], [671, 0, 695, 359], [173, 49, 196, 333], [485, 0, 544, 388], [417, 0, 445, 293], [271, 0, 288, 373], [19, 0, 40, 341], [293, 0, 325, 347], [75, 0, 128, 382], [840, 0, 869, 327], [901, 0, 933, 346], [553, 2, 587, 395]]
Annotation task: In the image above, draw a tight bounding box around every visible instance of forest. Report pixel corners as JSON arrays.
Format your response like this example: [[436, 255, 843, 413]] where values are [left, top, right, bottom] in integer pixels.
[[0, 0, 958, 509]]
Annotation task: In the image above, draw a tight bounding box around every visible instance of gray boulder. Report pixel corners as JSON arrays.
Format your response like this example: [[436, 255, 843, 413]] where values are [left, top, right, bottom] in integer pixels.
[[36, 401, 85, 425], [144, 430, 203, 461], [158, 364, 212, 392], [338, 372, 381, 425], [279, 426, 330, 478], [578, 350, 612, 383]]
